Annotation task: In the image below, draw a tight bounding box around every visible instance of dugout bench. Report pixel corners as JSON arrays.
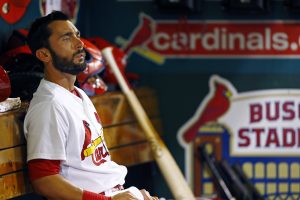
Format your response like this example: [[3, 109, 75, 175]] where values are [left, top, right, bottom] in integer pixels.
[[0, 87, 161, 200]]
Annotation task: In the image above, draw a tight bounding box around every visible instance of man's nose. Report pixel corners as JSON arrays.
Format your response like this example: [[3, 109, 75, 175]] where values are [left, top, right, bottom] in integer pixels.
[[75, 37, 84, 50]]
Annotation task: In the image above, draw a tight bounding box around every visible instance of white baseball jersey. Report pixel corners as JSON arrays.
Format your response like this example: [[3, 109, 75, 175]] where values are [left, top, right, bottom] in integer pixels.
[[24, 79, 127, 193]]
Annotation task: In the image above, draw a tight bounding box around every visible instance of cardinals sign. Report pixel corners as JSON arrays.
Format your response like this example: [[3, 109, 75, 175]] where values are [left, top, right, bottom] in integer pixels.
[[178, 75, 300, 199], [116, 13, 300, 65]]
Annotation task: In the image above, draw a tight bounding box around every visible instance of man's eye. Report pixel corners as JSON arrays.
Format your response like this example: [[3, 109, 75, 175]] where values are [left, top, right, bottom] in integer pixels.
[[63, 37, 70, 41]]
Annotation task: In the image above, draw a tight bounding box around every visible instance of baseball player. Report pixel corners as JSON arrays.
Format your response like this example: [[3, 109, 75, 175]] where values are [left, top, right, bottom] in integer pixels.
[[23, 11, 158, 200]]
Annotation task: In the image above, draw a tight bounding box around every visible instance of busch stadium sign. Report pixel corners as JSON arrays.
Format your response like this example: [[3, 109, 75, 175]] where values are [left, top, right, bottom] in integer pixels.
[[220, 90, 300, 156], [178, 75, 300, 199]]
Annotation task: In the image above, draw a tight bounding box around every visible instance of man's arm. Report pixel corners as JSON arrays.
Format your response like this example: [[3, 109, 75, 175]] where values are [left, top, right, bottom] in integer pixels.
[[32, 174, 84, 200], [32, 175, 158, 200], [28, 159, 111, 200], [28, 159, 84, 199], [28, 159, 156, 200]]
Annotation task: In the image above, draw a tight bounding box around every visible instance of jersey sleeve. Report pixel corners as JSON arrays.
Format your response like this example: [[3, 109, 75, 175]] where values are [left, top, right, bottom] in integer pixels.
[[24, 101, 69, 161], [28, 159, 61, 182]]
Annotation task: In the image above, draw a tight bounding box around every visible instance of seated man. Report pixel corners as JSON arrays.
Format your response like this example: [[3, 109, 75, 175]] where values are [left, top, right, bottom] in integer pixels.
[[23, 10, 158, 200]]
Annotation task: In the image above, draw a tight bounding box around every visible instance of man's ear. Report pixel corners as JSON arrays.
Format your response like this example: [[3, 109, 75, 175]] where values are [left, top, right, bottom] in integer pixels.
[[36, 48, 51, 62]]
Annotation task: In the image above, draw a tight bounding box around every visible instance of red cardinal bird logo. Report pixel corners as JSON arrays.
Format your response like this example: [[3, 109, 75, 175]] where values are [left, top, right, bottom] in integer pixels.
[[122, 12, 155, 54], [81, 120, 92, 160], [182, 76, 233, 143]]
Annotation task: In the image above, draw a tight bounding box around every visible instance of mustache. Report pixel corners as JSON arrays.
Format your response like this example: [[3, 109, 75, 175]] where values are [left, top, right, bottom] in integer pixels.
[[74, 49, 86, 57]]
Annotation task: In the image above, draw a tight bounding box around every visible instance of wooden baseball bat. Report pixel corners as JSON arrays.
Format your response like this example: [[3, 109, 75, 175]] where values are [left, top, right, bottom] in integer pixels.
[[102, 47, 195, 200]]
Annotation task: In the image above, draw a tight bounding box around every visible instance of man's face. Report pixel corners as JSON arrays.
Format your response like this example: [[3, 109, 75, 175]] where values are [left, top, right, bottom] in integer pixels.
[[48, 44, 86, 75], [47, 20, 87, 75]]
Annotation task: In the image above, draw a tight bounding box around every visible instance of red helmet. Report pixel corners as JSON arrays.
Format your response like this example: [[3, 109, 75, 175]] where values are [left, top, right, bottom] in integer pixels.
[[0, 29, 42, 101], [77, 38, 107, 95], [0, 29, 32, 71], [0, 0, 31, 24], [88, 37, 127, 84], [0, 65, 11, 102]]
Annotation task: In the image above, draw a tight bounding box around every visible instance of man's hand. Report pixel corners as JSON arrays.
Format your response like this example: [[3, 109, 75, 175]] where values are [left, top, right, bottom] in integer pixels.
[[111, 188, 159, 200], [111, 190, 140, 200], [140, 189, 159, 200]]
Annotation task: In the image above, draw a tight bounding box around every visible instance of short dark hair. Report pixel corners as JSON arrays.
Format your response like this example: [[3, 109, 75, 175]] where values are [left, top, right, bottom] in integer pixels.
[[27, 11, 69, 56]]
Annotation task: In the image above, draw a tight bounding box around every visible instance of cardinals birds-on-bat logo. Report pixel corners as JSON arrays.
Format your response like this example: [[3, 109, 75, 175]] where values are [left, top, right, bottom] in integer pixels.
[[115, 13, 165, 65], [178, 75, 236, 144], [122, 12, 156, 54]]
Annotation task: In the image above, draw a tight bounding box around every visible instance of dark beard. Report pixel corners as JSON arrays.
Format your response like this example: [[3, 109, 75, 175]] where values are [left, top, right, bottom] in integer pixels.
[[48, 47, 87, 75]]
